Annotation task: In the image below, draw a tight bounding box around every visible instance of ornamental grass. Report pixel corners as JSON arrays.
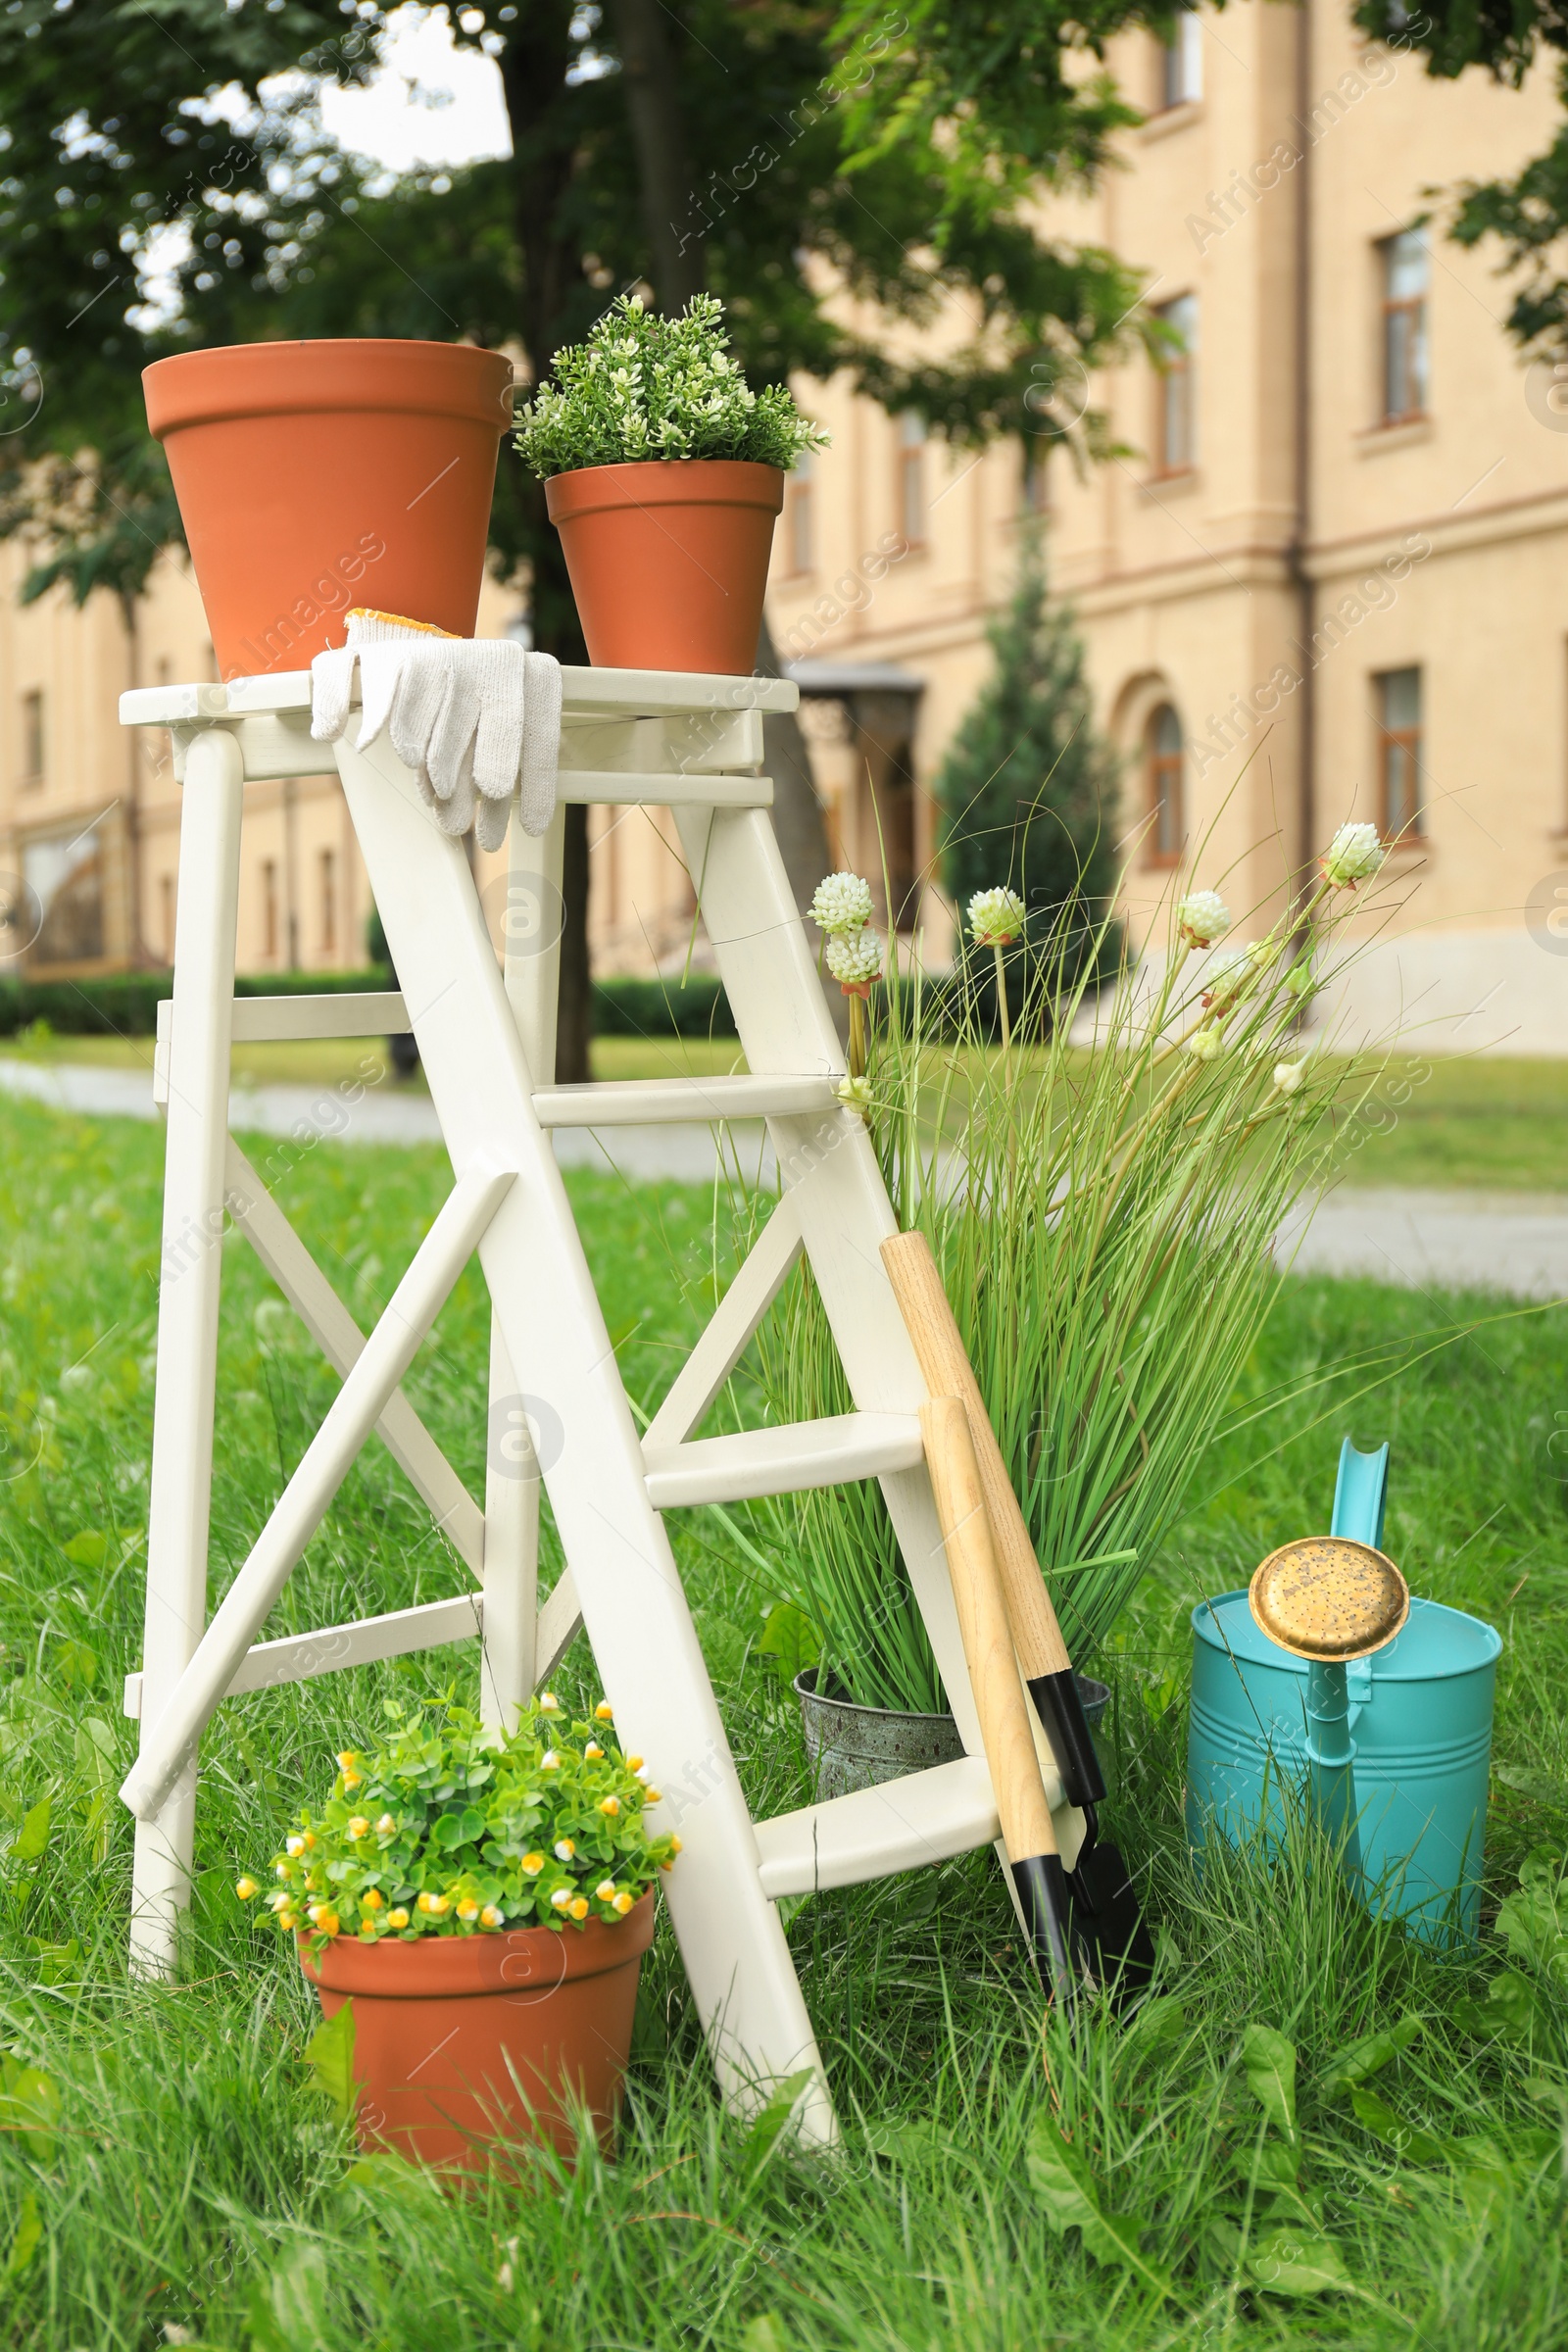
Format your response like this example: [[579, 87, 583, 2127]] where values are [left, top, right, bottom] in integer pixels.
[[740, 829, 1393, 1710]]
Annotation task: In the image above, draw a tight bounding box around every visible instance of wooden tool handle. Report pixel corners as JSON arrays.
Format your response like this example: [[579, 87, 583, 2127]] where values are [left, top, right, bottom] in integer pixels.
[[919, 1395, 1057, 1866], [883, 1230, 1069, 1677]]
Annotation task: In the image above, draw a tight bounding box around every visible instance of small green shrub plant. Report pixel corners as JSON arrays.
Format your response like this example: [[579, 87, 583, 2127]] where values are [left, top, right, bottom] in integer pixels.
[[514, 293, 827, 477], [239, 1698, 679, 1945]]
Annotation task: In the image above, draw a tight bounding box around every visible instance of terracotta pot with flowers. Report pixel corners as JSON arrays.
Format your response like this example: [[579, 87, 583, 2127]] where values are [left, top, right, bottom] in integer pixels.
[[514, 294, 826, 674], [239, 1698, 678, 2171]]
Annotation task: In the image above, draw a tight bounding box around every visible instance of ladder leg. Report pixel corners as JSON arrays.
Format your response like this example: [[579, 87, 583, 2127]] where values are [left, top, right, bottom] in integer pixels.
[[336, 741, 838, 2143], [130, 728, 245, 1977], [479, 804, 564, 1736], [480, 1317, 539, 1737]]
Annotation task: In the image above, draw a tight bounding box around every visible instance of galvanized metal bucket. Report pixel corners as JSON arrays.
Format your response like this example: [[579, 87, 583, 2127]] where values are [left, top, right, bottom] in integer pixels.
[[795, 1669, 1110, 1803], [1187, 1443, 1502, 1944]]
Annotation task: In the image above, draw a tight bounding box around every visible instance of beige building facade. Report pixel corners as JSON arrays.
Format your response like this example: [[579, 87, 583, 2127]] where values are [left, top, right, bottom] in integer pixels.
[[5, 0, 1568, 1053]]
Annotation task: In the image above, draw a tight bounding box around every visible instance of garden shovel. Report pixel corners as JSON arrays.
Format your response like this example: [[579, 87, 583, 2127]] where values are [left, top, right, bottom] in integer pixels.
[[920, 1393, 1075, 2003], [883, 1230, 1155, 1992]]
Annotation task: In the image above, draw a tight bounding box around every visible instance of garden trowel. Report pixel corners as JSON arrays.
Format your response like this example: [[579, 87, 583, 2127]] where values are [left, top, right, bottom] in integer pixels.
[[920, 1394, 1076, 2003], [883, 1230, 1155, 1994]]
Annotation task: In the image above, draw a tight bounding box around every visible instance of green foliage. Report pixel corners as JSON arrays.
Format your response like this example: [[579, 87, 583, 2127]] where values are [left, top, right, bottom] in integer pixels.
[[514, 295, 826, 478], [0, 0, 1160, 609], [935, 545, 1119, 1015], [302, 2003, 358, 2127], [1026, 2110, 1179, 2297], [252, 1698, 676, 1945]]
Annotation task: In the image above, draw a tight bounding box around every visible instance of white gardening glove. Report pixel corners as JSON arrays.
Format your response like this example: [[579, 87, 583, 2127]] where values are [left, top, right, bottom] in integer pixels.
[[311, 610, 561, 850], [311, 609, 456, 749]]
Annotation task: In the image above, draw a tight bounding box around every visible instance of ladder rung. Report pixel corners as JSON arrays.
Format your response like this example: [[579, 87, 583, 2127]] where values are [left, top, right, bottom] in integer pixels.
[[756, 1754, 1026, 1897], [643, 1411, 922, 1508], [121, 1593, 483, 1720], [557, 769, 771, 809], [534, 1075, 839, 1129]]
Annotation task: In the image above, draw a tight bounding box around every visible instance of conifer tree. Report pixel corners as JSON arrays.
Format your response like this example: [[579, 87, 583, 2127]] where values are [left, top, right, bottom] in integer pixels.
[[935, 543, 1118, 1005]]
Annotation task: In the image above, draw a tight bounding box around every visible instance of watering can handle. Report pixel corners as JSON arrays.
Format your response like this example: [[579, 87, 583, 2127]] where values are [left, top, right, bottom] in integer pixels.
[[1330, 1439, 1390, 1550]]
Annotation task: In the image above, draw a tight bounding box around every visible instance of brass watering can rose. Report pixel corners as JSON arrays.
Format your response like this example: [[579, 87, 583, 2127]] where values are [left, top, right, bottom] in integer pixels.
[[1248, 1536, 1410, 1662]]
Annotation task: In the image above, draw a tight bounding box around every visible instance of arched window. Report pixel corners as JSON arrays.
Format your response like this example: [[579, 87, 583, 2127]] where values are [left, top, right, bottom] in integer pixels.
[[1146, 704, 1184, 864]]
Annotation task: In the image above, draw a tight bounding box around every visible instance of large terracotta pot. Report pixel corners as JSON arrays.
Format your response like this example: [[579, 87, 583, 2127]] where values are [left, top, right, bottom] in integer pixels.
[[144, 339, 514, 682], [299, 1892, 655, 2171], [544, 459, 783, 673]]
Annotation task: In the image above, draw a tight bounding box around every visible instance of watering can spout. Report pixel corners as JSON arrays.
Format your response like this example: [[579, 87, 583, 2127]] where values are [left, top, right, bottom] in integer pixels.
[[1331, 1438, 1390, 1550]]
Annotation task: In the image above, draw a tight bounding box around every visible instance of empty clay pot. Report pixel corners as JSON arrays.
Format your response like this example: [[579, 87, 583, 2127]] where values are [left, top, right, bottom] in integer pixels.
[[299, 1892, 655, 2171], [143, 339, 514, 682], [544, 460, 783, 673]]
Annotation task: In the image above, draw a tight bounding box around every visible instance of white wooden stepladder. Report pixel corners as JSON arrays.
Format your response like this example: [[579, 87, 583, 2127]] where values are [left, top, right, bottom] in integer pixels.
[[118, 661, 1080, 2146]]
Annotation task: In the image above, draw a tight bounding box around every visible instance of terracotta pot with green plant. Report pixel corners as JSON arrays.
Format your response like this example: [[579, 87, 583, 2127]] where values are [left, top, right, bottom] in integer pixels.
[[514, 295, 826, 675], [240, 1698, 678, 2172]]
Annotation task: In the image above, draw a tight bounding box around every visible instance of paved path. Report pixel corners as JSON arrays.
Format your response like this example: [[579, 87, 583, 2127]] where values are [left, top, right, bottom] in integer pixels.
[[4, 1056, 1566, 1298], [1278, 1188, 1568, 1302], [0, 1054, 774, 1185]]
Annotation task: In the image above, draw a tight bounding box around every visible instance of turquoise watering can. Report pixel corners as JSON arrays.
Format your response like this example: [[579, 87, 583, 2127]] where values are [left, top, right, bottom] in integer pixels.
[[1187, 1441, 1502, 1943]]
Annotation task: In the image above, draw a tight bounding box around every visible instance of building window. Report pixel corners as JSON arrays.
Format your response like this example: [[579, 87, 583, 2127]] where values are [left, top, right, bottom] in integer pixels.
[[1379, 231, 1428, 423], [1375, 667, 1422, 837], [21, 690, 43, 787], [159, 873, 175, 965], [898, 411, 927, 546], [1153, 296, 1198, 474], [1146, 704, 1184, 862], [784, 453, 815, 574], [318, 849, 337, 958], [1160, 9, 1202, 108], [1021, 446, 1051, 514], [262, 859, 279, 962]]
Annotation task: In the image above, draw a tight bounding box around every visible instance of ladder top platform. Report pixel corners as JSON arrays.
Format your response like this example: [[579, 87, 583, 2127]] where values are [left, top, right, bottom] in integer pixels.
[[121, 664, 801, 730]]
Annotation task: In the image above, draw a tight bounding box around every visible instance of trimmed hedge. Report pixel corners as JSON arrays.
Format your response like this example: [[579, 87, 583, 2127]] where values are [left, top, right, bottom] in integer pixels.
[[589, 972, 735, 1038], [0, 966, 737, 1040]]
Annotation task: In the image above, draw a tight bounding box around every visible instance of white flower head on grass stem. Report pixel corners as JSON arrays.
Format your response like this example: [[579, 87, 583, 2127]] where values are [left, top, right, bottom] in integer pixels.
[[1322, 821, 1385, 889], [810, 871, 873, 937], [1273, 1059, 1305, 1094], [836, 1073, 873, 1113], [1184, 1025, 1222, 1061], [1201, 947, 1250, 1010], [825, 928, 883, 989], [967, 886, 1026, 949], [1177, 891, 1232, 949]]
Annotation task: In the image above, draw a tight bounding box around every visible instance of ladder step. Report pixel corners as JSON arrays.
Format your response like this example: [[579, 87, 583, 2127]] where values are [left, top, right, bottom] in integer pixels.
[[755, 1749, 1070, 1899], [557, 770, 772, 809], [534, 1075, 839, 1129], [755, 1754, 1049, 1898], [121, 1593, 483, 1720], [643, 1411, 923, 1508]]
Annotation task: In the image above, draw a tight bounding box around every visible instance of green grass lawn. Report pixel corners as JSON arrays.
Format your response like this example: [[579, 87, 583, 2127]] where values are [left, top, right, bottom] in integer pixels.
[[0, 1097, 1565, 2346], [0, 1028, 749, 1091]]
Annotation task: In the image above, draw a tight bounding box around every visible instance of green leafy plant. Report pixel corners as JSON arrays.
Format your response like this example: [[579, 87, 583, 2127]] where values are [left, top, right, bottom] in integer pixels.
[[741, 829, 1391, 1708], [514, 295, 828, 479], [240, 1699, 678, 1947]]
